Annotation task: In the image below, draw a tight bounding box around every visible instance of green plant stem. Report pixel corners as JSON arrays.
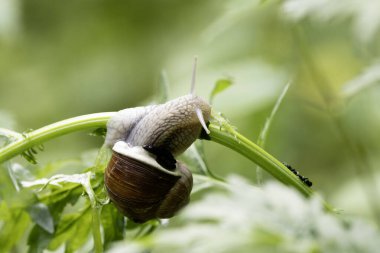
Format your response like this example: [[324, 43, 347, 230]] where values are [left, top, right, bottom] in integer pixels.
[[0, 113, 115, 164], [92, 207, 103, 253], [208, 123, 334, 212], [293, 24, 379, 221], [208, 124, 313, 197], [256, 81, 291, 185], [0, 111, 333, 211]]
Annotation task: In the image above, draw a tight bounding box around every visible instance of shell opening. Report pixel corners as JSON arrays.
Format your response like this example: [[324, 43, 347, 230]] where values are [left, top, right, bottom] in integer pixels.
[[112, 141, 180, 176]]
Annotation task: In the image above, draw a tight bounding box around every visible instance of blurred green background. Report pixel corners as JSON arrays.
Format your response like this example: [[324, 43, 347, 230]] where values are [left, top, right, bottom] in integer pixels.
[[1, 0, 380, 224]]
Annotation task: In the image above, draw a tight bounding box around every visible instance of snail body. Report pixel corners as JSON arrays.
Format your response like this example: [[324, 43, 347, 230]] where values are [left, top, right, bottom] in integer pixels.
[[105, 94, 210, 156], [104, 93, 211, 223]]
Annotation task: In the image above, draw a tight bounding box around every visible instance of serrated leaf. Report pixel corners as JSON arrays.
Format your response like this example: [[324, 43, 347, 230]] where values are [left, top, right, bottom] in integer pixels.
[[101, 204, 125, 249], [22, 172, 92, 191], [37, 184, 81, 206], [27, 203, 55, 234], [65, 211, 92, 253], [209, 78, 233, 104], [48, 206, 91, 251], [21, 178, 81, 196], [29, 197, 84, 252]]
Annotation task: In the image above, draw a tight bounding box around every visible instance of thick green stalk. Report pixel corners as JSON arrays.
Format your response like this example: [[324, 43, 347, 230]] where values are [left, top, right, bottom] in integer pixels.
[[208, 124, 312, 196], [0, 112, 115, 164], [0, 111, 334, 210], [208, 123, 335, 211]]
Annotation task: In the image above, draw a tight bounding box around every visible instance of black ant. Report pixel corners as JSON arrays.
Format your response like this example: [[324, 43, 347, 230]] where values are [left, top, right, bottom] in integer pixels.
[[282, 162, 313, 187]]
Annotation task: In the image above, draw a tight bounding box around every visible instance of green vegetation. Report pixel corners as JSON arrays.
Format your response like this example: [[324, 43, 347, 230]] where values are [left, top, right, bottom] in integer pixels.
[[1, 0, 380, 252]]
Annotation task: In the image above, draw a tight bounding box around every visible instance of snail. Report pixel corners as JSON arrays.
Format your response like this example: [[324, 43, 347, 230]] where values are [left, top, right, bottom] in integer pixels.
[[104, 58, 211, 223]]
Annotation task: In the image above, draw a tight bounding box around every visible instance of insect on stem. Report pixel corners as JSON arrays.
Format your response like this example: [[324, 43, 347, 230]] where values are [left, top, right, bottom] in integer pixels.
[[282, 162, 313, 187]]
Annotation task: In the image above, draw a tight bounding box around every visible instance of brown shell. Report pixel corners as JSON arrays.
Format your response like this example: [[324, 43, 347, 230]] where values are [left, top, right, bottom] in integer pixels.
[[105, 151, 193, 223]]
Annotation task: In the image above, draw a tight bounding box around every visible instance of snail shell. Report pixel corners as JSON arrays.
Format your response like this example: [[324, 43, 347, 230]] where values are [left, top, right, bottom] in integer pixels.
[[104, 94, 210, 223], [105, 142, 193, 223]]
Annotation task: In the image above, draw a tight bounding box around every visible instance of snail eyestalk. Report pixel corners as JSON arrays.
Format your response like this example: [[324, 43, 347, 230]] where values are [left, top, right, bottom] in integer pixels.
[[190, 55, 198, 95], [196, 108, 210, 134]]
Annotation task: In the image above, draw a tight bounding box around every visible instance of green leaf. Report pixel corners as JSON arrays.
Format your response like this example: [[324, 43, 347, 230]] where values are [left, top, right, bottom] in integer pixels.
[[21, 176, 82, 205], [48, 206, 91, 251], [21, 150, 38, 164], [21, 171, 100, 252], [101, 204, 125, 249], [43, 186, 82, 206], [209, 78, 233, 104], [47, 189, 81, 219], [27, 203, 55, 234], [0, 209, 30, 253], [22, 172, 93, 193], [28, 225, 54, 253], [32, 192, 87, 251], [90, 127, 107, 138], [65, 211, 92, 253]]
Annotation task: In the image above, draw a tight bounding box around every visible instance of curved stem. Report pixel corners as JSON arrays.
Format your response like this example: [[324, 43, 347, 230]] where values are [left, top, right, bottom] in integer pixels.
[[208, 124, 312, 195], [208, 111, 337, 211], [0, 113, 115, 164], [0, 111, 334, 210]]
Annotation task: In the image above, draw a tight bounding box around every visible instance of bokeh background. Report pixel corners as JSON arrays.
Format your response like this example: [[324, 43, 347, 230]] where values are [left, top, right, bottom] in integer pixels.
[[1, 0, 380, 228]]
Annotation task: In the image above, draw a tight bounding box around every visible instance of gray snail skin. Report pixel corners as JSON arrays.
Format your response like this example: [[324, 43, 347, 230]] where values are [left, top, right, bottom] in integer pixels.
[[104, 93, 211, 223]]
